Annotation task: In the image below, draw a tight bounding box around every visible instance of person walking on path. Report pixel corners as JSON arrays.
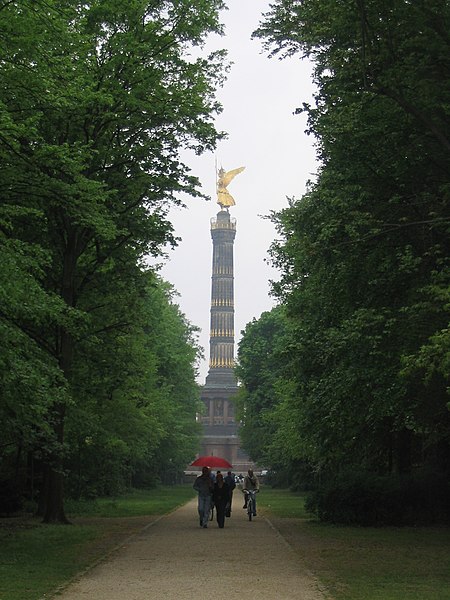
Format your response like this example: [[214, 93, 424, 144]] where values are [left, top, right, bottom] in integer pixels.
[[224, 470, 236, 517], [212, 472, 230, 528], [242, 468, 259, 515], [193, 466, 213, 528]]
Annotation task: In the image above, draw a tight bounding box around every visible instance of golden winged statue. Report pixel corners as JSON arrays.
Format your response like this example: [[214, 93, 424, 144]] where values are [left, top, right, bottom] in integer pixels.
[[217, 166, 245, 208]]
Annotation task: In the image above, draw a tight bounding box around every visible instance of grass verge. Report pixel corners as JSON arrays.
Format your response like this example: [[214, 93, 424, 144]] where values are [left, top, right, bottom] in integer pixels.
[[64, 485, 195, 517], [0, 485, 195, 600], [258, 487, 450, 600]]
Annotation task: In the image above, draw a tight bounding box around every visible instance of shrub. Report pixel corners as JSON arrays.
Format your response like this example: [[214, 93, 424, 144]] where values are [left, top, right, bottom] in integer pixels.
[[305, 469, 450, 526], [0, 480, 23, 515]]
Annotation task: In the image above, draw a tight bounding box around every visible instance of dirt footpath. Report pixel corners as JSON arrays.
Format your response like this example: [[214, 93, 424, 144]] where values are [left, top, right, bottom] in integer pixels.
[[54, 497, 328, 600]]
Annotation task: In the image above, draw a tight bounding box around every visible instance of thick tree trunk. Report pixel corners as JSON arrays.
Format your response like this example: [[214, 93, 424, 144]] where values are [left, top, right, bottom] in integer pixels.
[[42, 465, 70, 524], [42, 403, 70, 524], [394, 428, 412, 475], [36, 462, 48, 517], [42, 332, 74, 523], [42, 232, 78, 524]]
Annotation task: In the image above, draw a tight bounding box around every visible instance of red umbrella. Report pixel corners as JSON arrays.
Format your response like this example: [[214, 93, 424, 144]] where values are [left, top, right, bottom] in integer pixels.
[[190, 455, 233, 468]]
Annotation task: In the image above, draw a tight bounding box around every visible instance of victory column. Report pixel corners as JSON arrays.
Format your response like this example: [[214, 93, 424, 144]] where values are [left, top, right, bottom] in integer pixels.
[[198, 166, 253, 471]]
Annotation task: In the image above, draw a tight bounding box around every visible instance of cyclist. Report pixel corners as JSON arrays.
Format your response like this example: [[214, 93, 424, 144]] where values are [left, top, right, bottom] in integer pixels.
[[193, 466, 213, 528], [242, 468, 259, 516]]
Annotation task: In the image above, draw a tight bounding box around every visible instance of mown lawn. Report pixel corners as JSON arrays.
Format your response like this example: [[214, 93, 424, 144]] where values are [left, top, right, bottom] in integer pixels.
[[0, 486, 195, 600], [64, 484, 196, 517], [0, 521, 103, 600], [258, 487, 450, 600]]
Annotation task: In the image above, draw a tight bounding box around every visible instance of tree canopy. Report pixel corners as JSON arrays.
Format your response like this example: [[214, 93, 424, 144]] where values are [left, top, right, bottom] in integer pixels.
[[236, 0, 450, 506], [0, 0, 227, 521]]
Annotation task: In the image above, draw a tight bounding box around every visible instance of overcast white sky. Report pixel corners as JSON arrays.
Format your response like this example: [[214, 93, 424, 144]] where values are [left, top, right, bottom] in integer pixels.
[[160, 0, 318, 382]]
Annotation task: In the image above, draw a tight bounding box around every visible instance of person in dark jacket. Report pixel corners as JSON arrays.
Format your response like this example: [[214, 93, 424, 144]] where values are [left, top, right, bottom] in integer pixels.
[[212, 472, 230, 528], [224, 471, 236, 517]]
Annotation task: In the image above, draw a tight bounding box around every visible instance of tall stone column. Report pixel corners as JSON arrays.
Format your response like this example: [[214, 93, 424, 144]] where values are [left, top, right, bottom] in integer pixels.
[[205, 210, 236, 387], [196, 166, 253, 472], [200, 209, 239, 462]]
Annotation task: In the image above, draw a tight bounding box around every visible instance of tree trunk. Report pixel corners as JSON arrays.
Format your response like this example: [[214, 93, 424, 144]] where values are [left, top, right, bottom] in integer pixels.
[[394, 428, 412, 475], [42, 464, 70, 524], [42, 404, 70, 524], [42, 231, 78, 524]]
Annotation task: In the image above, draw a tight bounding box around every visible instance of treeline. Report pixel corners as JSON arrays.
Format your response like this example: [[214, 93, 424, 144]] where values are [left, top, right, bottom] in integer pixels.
[[0, 0, 227, 522], [235, 0, 450, 525]]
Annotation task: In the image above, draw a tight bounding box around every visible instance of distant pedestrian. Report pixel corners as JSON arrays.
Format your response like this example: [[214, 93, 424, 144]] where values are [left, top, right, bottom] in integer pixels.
[[193, 466, 213, 528], [242, 469, 259, 516], [212, 472, 230, 528], [224, 471, 236, 517]]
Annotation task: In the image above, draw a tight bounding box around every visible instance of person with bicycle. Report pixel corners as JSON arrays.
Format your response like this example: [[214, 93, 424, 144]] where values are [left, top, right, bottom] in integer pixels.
[[193, 466, 213, 528], [242, 468, 259, 516]]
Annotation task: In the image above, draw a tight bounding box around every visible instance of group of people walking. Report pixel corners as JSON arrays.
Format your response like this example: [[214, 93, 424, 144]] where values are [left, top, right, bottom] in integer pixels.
[[193, 467, 260, 528]]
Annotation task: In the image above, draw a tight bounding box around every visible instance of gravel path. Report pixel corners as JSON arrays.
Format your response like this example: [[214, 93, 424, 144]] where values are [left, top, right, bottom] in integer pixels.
[[55, 498, 327, 600]]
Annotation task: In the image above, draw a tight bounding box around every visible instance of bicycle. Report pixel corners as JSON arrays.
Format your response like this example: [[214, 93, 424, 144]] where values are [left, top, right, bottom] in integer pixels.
[[243, 489, 257, 521]]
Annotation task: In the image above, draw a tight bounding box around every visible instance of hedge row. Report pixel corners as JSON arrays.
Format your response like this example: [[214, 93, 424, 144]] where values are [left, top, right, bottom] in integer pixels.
[[305, 469, 450, 526]]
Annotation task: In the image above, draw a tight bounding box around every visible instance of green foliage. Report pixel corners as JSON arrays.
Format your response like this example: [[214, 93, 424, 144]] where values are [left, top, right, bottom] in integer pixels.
[[243, 0, 450, 503], [64, 275, 202, 499], [235, 306, 291, 466], [0, 0, 226, 519]]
